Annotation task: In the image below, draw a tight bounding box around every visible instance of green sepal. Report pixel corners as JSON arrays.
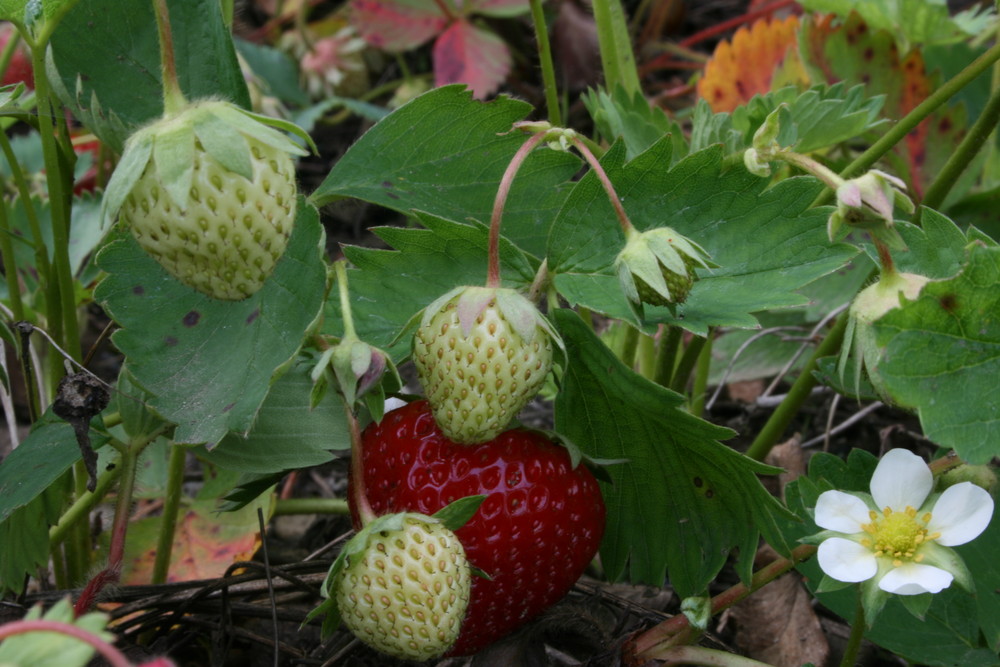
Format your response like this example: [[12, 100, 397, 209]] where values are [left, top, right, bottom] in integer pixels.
[[470, 565, 493, 580], [680, 595, 712, 631], [151, 119, 195, 211], [237, 105, 318, 155], [210, 102, 310, 156], [193, 111, 252, 180], [432, 495, 486, 532], [918, 540, 975, 592], [898, 592, 934, 620], [100, 132, 153, 231], [861, 570, 890, 626], [814, 573, 856, 594]]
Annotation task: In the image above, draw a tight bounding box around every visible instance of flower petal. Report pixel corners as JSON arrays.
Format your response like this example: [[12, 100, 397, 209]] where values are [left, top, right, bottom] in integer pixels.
[[818, 537, 878, 583], [815, 490, 872, 533], [870, 449, 932, 511], [878, 563, 953, 595], [927, 482, 995, 547]]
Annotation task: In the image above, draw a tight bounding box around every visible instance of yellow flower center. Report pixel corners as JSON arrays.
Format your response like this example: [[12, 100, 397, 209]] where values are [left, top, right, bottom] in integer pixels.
[[861, 506, 941, 567]]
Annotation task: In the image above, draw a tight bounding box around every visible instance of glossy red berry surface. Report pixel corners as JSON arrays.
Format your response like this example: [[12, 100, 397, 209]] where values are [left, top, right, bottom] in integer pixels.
[[349, 400, 606, 655]]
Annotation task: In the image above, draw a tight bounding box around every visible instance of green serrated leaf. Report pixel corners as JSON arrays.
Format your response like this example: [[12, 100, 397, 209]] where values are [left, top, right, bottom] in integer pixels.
[[0, 412, 109, 524], [547, 139, 858, 334], [310, 85, 580, 258], [94, 199, 326, 447], [327, 212, 535, 359], [872, 243, 1000, 464], [584, 85, 688, 162], [200, 358, 349, 474], [47, 0, 250, 152], [553, 309, 793, 596]]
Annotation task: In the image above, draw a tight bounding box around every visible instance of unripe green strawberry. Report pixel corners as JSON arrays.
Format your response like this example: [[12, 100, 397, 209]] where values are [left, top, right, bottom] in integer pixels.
[[334, 514, 471, 661], [102, 100, 312, 300], [840, 271, 931, 402], [615, 226, 713, 310], [412, 286, 562, 444]]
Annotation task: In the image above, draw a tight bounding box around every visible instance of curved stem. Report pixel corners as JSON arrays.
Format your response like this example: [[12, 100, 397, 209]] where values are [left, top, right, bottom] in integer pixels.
[[745, 310, 848, 461], [152, 0, 186, 114], [813, 40, 1000, 207], [528, 0, 562, 127], [569, 136, 635, 234], [487, 131, 548, 287], [920, 83, 1000, 214], [48, 460, 123, 546], [0, 620, 132, 667]]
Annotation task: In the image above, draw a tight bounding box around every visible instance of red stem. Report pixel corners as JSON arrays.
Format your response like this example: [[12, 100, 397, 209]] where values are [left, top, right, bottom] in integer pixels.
[[569, 136, 635, 235], [346, 401, 376, 525], [487, 131, 548, 287], [0, 620, 133, 667], [678, 0, 797, 48]]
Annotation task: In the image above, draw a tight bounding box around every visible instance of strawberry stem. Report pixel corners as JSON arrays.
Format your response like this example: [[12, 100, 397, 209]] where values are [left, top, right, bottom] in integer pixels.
[[487, 131, 548, 288], [334, 260, 359, 340], [346, 400, 377, 525], [152, 0, 187, 115], [569, 136, 636, 235]]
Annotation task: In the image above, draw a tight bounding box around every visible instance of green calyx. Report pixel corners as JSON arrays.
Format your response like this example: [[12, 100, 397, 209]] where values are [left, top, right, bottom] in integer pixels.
[[614, 226, 714, 311], [839, 271, 932, 402]]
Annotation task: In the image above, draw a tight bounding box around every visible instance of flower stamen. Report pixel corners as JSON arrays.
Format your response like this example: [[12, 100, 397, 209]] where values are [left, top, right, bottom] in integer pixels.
[[861, 506, 932, 568]]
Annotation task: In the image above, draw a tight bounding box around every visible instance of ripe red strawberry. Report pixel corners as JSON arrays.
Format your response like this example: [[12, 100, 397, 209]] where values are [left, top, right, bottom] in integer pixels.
[[349, 400, 606, 655]]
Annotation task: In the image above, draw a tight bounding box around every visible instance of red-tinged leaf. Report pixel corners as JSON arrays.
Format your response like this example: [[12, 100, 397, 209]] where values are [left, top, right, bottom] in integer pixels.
[[466, 0, 530, 18], [433, 19, 511, 99], [800, 13, 967, 198], [350, 0, 447, 52], [697, 15, 806, 113], [121, 498, 267, 584]]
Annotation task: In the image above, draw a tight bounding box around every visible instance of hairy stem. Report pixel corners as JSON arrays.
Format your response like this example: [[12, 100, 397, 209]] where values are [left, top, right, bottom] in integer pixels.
[[488, 131, 548, 287], [840, 590, 866, 667], [570, 136, 635, 234], [152, 0, 187, 114], [347, 400, 375, 525]]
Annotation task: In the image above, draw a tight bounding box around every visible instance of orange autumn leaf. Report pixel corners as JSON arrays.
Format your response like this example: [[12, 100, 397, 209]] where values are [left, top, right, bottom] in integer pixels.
[[122, 500, 265, 585], [698, 15, 805, 113]]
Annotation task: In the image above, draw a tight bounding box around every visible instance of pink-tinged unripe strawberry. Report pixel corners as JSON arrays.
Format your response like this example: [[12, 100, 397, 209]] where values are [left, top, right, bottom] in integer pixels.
[[412, 286, 563, 444], [102, 100, 312, 300]]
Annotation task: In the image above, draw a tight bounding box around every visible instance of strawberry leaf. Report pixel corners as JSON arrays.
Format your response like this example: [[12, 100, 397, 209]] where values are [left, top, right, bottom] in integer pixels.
[[872, 242, 1000, 465], [94, 199, 327, 447], [547, 139, 858, 334], [327, 211, 536, 359], [433, 19, 511, 99], [198, 359, 350, 474], [310, 86, 580, 258], [47, 0, 250, 153], [554, 309, 793, 597], [350, 0, 447, 52]]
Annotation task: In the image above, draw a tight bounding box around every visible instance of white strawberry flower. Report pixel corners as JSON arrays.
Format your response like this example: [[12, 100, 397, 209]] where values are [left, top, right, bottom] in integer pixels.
[[814, 449, 994, 595]]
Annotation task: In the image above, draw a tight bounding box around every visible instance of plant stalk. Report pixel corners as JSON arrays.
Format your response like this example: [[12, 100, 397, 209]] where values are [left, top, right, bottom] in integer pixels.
[[840, 590, 866, 667], [591, 0, 640, 96], [151, 443, 188, 584], [814, 39, 1000, 207], [347, 400, 375, 525], [273, 498, 350, 515], [487, 131, 547, 287], [654, 324, 682, 387], [49, 460, 123, 546], [690, 333, 713, 417], [335, 260, 358, 340], [570, 136, 635, 234], [631, 543, 817, 660], [670, 334, 707, 394], [152, 0, 187, 114], [528, 0, 562, 127], [920, 83, 1000, 214], [745, 311, 848, 461]]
